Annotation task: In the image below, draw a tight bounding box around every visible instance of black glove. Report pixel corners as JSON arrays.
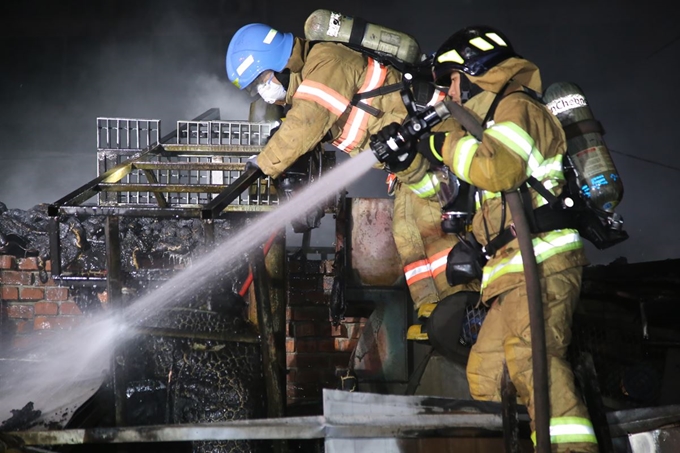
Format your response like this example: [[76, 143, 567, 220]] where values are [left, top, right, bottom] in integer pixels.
[[370, 122, 417, 173], [416, 132, 448, 166], [244, 154, 261, 173]]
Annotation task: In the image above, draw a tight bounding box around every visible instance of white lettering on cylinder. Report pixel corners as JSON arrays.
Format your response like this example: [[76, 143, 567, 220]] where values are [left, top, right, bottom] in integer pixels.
[[546, 94, 588, 115]]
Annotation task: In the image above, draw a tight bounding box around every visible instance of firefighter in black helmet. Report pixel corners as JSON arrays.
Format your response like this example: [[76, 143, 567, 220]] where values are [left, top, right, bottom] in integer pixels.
[[397, 25, 597, 453]]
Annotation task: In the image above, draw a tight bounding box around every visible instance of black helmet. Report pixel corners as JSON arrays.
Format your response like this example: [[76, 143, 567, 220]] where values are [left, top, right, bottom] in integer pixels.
[[433, 26, 517, 87]]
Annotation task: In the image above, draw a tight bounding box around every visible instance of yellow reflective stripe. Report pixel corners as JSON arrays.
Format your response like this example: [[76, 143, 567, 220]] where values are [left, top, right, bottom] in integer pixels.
[[481, 230, 582, 290], [532, 155, 563, 180], [486, 122, 544, 177], [429, 134, 444, 162], [405, 173, 440, 198], [530, 417, 598, 445], [453, 135, 478, 183]]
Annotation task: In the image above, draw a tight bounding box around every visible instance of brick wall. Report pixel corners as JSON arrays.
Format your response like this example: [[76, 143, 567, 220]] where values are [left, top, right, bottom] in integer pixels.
[[0, 255, 85, 350], [285, 258, 367, 409]]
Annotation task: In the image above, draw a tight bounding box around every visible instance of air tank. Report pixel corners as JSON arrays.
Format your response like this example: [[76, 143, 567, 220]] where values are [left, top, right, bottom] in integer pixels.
[[304, 9, 422, 65], [543, 82, 624, 213]]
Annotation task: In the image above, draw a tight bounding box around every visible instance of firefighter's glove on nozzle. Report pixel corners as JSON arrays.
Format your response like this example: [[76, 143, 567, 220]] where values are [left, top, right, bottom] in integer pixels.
[[417, 132, 448, 166], [370, 122, 417, 173], [244, 154, 261, 173]]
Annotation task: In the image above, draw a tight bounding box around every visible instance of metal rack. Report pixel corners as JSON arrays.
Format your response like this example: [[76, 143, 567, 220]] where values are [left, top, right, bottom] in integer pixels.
[[89, 108, 278, 214]]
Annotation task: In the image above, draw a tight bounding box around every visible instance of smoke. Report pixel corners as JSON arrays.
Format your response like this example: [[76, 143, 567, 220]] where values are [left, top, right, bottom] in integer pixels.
[[0, 5, 251, 210]]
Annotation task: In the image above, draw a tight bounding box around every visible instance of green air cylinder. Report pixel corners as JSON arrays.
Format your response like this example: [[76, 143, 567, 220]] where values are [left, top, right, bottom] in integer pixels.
[[543, 82, 624, 213], [304, 9, 422, 65]]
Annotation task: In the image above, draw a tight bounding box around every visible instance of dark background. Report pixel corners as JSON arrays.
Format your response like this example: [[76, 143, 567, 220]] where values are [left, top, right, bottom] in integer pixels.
[[1, 0, 678, 264]]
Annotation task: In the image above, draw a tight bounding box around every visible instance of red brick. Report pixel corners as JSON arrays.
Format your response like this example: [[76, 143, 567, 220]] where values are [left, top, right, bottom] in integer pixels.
[[292, 339, 322, 353], [344, 323, 365, 340], [330, 323, 345, 337], [285, 338, 296, 353], [17, 257, 39, 271], [33, 316, 82, 330], [46, 287, 69, 301], [34, 302, 59, 316], [290, 306, 329, 321], [7, 304, 34, 319], [322, 276, 335, 294], [19, 287, 44, 301], [292, 322, 316, 337], [45, 260, 52, 272], [288, 291, 328, 306], [0, 270, 32, 285], [0, 255, 16, 270], [1, 286, 19, 300], [286, 353, 329, 368], [317, 338, 338, 353], [60, 302, 83, 315], [14, 319, 33, 334], [334, 338, 358, 352], [289, 275, 321, 292]]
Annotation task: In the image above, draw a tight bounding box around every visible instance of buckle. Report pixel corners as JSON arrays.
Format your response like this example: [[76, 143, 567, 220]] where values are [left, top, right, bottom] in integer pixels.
[[386, 173, 398, 196]]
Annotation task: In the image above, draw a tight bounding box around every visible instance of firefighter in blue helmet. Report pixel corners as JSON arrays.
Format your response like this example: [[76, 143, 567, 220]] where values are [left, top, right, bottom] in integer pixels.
[[226, 23, 480, 358]]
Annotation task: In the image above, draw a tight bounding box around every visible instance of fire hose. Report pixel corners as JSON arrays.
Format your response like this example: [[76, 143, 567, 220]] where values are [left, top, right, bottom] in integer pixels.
[[239, 232, 278, 297]]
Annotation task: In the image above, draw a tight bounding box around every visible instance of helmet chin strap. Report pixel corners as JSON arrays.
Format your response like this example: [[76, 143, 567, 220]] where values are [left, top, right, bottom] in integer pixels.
[[460, 74, 483, 104]]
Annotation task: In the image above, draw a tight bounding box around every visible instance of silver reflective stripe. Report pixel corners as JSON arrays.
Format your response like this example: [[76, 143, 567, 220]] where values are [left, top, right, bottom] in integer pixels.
[[481, 230, 582, 290], [406, 173, 440, 198], [453, 136, 478, 183], [486, 122, 544, 177]]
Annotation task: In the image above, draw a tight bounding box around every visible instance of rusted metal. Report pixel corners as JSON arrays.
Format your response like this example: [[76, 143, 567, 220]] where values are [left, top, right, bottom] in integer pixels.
[[349, 198, 402, 287], [252, 251, 286, 419], [501, 363, 522, 453], [134, 162, 246, 171], [99, 183, 231, 193], [252, 249, 287, 453], [264, 232, 287, 362], [131, 327, 259, 344], [105, 216, 125, 427], [48, 217, 62, 276], [8, 413, 506, 445], [574, 352, 615, 453], [201, 167, 263, 219]]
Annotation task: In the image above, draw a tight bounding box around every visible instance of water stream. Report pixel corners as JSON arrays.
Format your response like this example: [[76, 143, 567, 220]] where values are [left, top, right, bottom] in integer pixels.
[[0, 149, 380, 424]]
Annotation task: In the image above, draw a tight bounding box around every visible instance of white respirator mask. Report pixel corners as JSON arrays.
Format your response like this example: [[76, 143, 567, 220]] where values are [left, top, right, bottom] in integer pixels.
[[257, 75, 287, 104]]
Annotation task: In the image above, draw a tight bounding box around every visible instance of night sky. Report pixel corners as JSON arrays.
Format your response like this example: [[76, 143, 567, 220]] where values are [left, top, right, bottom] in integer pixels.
[[1, 0, 678, 265]]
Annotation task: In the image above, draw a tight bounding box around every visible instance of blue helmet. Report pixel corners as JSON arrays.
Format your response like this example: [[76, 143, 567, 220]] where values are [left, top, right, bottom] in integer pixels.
[[226, 23, 294, 90]]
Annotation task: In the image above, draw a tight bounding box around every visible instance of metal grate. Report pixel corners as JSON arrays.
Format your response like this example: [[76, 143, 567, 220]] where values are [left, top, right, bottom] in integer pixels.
[[96, 118, 277, 210], [97, 117, 160, 150], [177, 120, 274, 146]]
